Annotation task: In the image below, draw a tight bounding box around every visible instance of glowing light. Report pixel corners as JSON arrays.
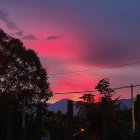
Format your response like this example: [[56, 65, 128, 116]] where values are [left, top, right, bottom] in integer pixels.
[[80, 128, 84, 132]]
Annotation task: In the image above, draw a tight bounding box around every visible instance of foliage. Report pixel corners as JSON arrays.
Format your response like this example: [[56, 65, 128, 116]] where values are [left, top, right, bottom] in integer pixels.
[[42, 110, 66, 139], [95, 78, 120, 140], [0, 29, 52, 106], [76, 94, 95, 115], [76, 79, 121, 140], [79, 94, 95, 103], [95, 78, 115, 100]]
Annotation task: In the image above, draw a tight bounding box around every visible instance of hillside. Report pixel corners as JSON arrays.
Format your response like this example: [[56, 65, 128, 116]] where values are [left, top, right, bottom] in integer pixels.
[[48, 98, 132, 114]]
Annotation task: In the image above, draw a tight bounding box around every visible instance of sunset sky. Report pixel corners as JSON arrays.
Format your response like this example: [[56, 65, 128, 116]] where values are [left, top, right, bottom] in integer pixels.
[[1, 0, 140, 102]]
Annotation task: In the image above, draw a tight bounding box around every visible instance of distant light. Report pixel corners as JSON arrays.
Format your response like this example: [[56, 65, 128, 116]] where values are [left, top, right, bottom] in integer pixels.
[[80, 128, 84, 132]]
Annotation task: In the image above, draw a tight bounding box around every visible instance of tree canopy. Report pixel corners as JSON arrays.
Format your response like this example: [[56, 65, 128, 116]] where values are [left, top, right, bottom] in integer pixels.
[[0, 29, 52, 105]]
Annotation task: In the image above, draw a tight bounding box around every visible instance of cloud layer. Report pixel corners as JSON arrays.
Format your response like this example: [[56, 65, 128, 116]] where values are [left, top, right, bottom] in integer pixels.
[[0, 9, 18, 30], [0, 9, 37, 40], [47, 35, 62, 41]]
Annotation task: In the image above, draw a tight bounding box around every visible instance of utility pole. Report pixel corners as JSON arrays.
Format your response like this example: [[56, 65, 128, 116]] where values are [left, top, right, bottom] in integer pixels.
[[66, 100, 73, 140], [131, 84, 135, 134]]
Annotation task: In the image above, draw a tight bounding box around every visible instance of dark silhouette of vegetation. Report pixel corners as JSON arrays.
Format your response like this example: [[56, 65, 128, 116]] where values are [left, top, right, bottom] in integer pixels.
[[0, 29, 52, 140], [95, 78, 119, 140], [0, 29, 52, 106], [75, 78, 137, 140], [76, 94, 95, 115], [41, 110, 66, 140], [76, 93, 101, 139]]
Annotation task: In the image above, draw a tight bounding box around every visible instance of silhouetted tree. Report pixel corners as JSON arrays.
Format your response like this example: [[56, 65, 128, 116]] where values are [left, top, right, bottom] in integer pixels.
[[0, 29, 53, 140], [80, 94, 95, 103], [41, 110, 66, 140], [76, 94, 95, 115], [0, 29, 52, 106], [95, 78, 119, 140], [95, 78, 115, 100], [76, 93, 102, 139]]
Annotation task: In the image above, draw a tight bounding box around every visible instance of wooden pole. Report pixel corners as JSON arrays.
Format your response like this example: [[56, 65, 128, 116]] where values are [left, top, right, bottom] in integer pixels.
[[131, 84, 135, 134], [67, 100, 73, 140]]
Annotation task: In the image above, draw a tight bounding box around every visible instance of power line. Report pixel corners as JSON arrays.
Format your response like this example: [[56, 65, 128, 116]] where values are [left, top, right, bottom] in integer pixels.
[[53, 84, 140, 94], [114, 84, 140, 90], [49, 61, 140, 76]]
